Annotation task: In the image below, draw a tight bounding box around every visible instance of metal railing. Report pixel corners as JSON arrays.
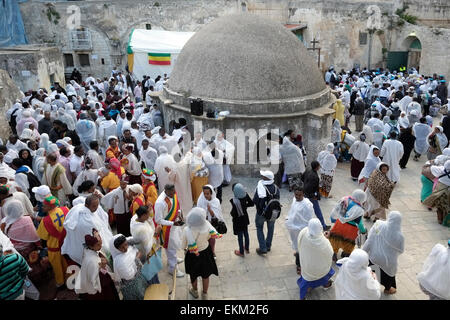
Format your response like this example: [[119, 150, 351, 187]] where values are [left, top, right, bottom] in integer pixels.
[[69, 30, 92, 50]]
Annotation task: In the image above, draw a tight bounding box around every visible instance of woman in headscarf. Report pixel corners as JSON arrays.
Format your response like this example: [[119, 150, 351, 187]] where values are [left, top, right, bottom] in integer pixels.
[[182, 207, 222, 300], [363, 211, 404, 295], [332, 99, 345, 126], [39, 133, 50, 153], [398, 111, 410, 129], [334, 249, 381, 300], [297, 218, 334, 300], [197, 184, 224, 257], [192, 132, 207, 150], [19, 128, 33, 142], [417, 241, 450, 300], [358, 146, 381, 189], [280, 135, 305, 192], [76, 113, 97, 152], [229, 183, 254, 257], [329, 189, 367, 260], [362, 125, 374, 146], [331, 120, 342, 157], [110, 234, 149, 300], [423, 160, 450, 226], [32, 148, 46, 183], [75, 229, 120, 300], [364, 162, 395, 221], [18, 148, 33, 168], [24, 122, 40, 142], [349, 133, 370, 181], [427, 126, 448, 160], [398, 126, 416, 169], [129, 206, 161, 283], [419, 155, 445, 207], [27, 139, 38, 156], [190, 147, 209, 204], [154, 146, 178, 193], [317, 143, 337, 198]]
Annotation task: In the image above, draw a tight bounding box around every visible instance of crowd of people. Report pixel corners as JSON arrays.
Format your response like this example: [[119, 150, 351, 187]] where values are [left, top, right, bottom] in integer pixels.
[[0, 65, 448, 301]]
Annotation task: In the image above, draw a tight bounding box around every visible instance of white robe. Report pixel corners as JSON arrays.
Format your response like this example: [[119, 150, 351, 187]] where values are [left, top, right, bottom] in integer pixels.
[[173, 153, 194, 216], [417, 244, 450, 300], [42, 164, 73, 205], [62, 204, 113, 265], [72, 169, 99, 197], [139, 146, 158, 170], [349, 140, 370, 162], [154, 152, 178, 193], [285, 197, 314, 252], [202, 149, 224, 188], [413, 123, 432, 155], [380, 139, 404, 183], [130, 214, 155, 258]]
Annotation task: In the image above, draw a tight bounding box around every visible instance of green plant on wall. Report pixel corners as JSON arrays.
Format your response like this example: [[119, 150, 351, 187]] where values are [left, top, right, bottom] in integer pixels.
[[395, 5, 418, 25], [46, 3, 60, 25]]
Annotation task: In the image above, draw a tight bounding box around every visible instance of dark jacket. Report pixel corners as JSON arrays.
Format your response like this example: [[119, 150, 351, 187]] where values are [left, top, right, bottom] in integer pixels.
[[442, 115, 450, 141], [252, 183, 280, 216], [353, 98, 366, 116], [399, 131, 416, 152], [38, 118, 53, 135], [229, 194, 254, 234], [437, 84, 448, 104], [302, 168, 320, 199]]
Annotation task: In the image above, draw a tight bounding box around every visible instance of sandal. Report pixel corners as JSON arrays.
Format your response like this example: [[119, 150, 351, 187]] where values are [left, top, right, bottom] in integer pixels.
[[384, 287, 397, 295], [296, 266, 301, 275]]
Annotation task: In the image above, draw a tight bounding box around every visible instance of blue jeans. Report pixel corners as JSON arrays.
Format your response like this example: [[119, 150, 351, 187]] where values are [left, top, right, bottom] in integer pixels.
[[255, 213, 275, 252], [237, 230, 250, 254], [308, 198, 327, 229]]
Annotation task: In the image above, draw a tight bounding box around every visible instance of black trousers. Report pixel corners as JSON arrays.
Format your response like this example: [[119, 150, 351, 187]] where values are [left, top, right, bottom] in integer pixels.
[[215, 186, 222, 203], [399, 147, 413, 168], [369, 260, 396, 290], [295, 252, 300, 267]]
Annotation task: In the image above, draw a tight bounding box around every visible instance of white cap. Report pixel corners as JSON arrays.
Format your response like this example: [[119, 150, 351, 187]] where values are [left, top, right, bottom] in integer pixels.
[[32, 185, 51, 202]]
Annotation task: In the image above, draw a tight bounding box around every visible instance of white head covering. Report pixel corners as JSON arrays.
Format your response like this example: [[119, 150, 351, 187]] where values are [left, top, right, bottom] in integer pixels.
[[196, 184, 224, 222], [128, 184, 143, 195], [257, 170, 275, 198], [326, 143, 334, 153], [186, 207, 209, 233], [259, 170, 274, 180], [335, 249, 381, 300], [442, 148, 450, 157], [417, 242, 450, 300], [32, 185, 51, 202], [110, 234, 138, 281], [159, 146, 168, 154], [2, 200, 25, 230], [20, 128, 33, 140], [363, 211, 404, 277]]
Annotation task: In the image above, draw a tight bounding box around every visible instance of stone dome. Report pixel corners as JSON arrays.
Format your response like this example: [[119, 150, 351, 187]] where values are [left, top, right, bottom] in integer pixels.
[[168, 14, 326, 101]]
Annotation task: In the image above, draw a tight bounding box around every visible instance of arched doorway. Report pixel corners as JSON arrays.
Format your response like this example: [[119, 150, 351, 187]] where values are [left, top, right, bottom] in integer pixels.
[[407, 37, 421, 71]]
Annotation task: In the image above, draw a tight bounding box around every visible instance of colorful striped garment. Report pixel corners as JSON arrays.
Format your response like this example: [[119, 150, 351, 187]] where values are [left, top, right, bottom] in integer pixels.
[[0, 253, 30, 300]]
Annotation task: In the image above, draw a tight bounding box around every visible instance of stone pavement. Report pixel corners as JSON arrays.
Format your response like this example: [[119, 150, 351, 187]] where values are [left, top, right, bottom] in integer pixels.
[[159, 127, 449, 301]]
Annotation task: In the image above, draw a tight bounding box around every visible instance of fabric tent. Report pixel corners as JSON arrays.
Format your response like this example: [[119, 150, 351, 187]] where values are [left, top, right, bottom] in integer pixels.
[[127, 29, 195, 81]]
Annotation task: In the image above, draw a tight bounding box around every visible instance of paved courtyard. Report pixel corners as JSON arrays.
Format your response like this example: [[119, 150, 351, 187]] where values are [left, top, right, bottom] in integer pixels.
[[159, 120, 450, 301]]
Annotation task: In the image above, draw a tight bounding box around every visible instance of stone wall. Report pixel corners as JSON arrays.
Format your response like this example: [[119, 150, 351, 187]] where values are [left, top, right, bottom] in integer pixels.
[[0, 70, 23, 141], [19, 0, 450, 80], [0, 46, 66, 92]]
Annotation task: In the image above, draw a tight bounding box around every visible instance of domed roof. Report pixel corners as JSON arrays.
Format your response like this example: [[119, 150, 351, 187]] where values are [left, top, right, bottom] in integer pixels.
[[168, 14, 326, 101]]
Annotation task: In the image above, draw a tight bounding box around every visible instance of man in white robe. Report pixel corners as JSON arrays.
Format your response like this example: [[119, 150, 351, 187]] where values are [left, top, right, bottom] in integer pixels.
[[154, 146, 178, 194], [285, 186, 314, 272], [154, 184, 185, 278], [380, 131, 404, 183], [62, 195, 113, 265], [42, 153, 73, 205], [98, 114, 117, 155], [139, 139, 158, 170], [398, 92, 413, 113], [214, 132, 235, 185], [203, 142, 224, 202]]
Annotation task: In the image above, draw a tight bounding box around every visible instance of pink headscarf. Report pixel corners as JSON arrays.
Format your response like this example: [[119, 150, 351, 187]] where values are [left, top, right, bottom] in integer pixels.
[[109, 158, 122, 179], [5, 216, 40, 251]]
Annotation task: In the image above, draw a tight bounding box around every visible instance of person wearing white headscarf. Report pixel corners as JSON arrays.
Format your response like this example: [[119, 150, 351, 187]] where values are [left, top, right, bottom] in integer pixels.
[[0, 200, 40, 254], [417, 241, 450, 300], [154, 146, 178, 194], [413, 117, 432, 161], [423, 160, 450, 225], [280, 136, 305, 192], [15, 110, 38, 137], [331, 119, 342, 145], [329, 189, 367, 260], [361, 125, 374, 145], [196, 184, 223, 254], [110, 234, 149, 300], [334, 249, 381, 300], [192, 132, 207, 151], [363, 211, 404, 294], [6, 135, 28, 154], [76, 115, 97, 153], [214, 132, 235, 185], [380, 130, 404, 183], [181, 207, 221, 300], [62, 196, 113, 265], [285, 186, 314, 274], [398, 111, 410, 129], [296, 218, 335, 300], [427, 126, 448, 160], [317, 143, 337, 198], [32, 148, 46, 183], [372, 123, 386, 150], [349, 133, 370, 181]]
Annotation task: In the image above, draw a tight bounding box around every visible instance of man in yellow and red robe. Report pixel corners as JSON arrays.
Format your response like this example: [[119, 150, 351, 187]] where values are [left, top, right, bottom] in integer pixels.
[[36, 196, 70, 288], [142, 168, 158, 210], [105, 136, 121, 160], [154, 184, 184, 277]]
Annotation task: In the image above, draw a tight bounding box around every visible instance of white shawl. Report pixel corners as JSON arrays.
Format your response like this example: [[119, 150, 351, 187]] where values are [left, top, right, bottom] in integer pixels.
[[110, 234, 138, 281], [285, 197, 314, 251], [196, 184, 224, 222]]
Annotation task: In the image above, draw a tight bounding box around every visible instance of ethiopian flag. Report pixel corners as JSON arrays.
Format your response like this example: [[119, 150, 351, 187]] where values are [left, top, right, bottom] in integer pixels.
[[148, 53, 171, 65]]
